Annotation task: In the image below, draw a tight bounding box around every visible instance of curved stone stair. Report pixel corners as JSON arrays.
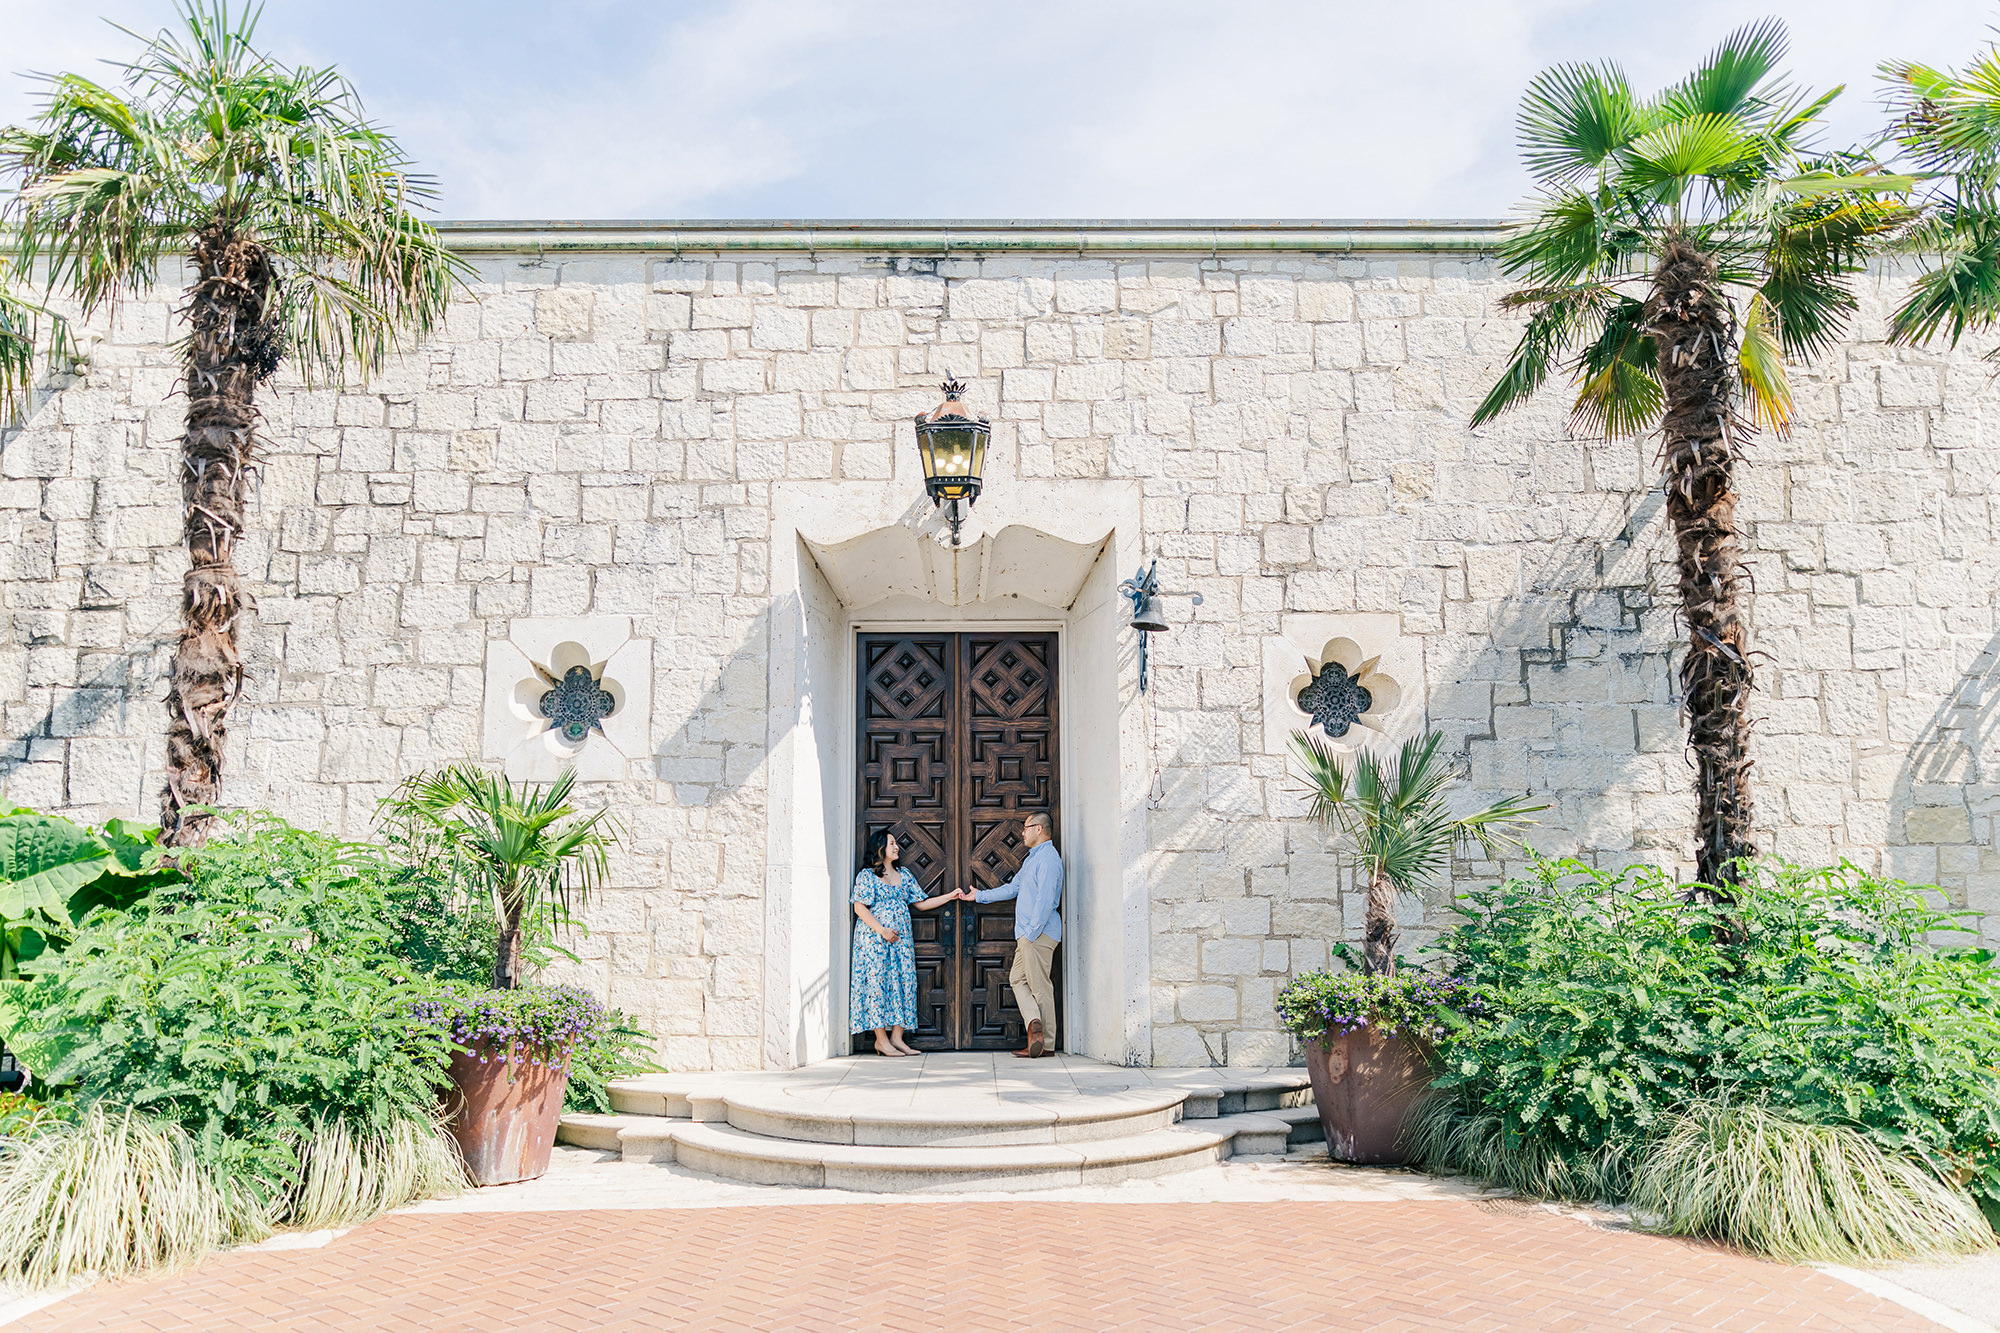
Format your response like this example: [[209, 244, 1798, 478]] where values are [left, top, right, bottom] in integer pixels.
[[558, 1055, 1320, 1194]]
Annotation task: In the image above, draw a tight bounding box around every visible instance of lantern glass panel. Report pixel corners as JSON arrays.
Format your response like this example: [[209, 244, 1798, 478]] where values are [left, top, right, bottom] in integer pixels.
[[931, 424, 978, 476]]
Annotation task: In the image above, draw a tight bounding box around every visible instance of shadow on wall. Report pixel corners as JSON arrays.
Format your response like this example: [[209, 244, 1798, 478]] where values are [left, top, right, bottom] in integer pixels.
[[1444, 482, 1689, 874], [651, 604, 776, 812], [1887, 629, 2000, 943], [0, 646, 165, 804]]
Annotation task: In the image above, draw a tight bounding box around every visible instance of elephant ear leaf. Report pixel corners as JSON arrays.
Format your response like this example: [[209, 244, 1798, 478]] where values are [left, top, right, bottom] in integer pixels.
[[0, 814, 112, 923], [97, 818, 165, 872], [70, 817, 179, 922]]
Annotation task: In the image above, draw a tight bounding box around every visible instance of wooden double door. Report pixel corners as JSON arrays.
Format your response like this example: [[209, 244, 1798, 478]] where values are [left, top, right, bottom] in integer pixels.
[[854, 632, 1060, 1052]]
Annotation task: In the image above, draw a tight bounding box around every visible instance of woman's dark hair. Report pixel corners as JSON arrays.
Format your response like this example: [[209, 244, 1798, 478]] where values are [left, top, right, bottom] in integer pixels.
[[865, 828, 898, 876]]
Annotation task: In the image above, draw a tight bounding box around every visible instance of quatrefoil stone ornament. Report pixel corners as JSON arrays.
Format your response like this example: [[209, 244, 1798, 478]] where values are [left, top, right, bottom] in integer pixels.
[[1296, 660, 1374, 739], [539, 664, 616, 743], [482, 619, 651, 782], [1260, 614, 1417, 757]]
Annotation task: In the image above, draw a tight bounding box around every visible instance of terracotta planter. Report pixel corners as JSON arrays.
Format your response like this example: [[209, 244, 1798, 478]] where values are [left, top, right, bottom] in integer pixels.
[[1303, 1028, 1433, 1165], [443, 1046, 570, 1186]]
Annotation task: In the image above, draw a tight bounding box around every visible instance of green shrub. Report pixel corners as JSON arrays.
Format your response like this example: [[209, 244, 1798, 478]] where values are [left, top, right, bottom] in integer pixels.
[[564, 1010, 660, 1114], [0, 810, 182, 978], [378, 863, 503, 987], [1425, 858, 2000, 1232], [1630, 1100, 1992, 1264], [0, 814, 454, 1203]]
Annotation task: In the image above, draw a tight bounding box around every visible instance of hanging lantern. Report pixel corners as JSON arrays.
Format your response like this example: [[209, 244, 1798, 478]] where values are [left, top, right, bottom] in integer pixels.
[[913, 377, 989, 546]]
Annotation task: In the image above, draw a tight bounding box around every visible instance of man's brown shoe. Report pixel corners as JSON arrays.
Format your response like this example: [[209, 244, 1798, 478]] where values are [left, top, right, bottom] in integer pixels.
[[1014, 1019, 1046, 1058]]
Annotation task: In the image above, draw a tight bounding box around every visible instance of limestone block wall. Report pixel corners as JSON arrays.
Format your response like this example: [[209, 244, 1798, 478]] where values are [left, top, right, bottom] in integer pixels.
[[1, 226, 1994, 1070]]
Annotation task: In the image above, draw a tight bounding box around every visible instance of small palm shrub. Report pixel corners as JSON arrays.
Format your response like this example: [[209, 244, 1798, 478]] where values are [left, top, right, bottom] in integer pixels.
[[1290, 729, 1542, 975], [1420, 858, 2000, 1255], [381, 765, 619, 991]]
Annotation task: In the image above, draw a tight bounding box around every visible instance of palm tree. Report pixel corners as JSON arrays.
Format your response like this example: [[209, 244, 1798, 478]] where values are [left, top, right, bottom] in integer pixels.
[[1472, 21, 1910, 891], [382, 766, 619, 992], [1880, 42, 2000, 344], [1291, 730, 1543, 976], [0, 3, 467, 846], [0, 288, 71, 423]]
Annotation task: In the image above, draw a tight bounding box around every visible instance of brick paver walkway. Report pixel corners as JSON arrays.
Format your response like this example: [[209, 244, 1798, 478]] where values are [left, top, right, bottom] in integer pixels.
[[17, 1200, 1937, 1331]]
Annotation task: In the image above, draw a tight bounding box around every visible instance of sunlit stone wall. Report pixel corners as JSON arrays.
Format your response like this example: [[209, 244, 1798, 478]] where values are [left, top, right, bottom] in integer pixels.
[[2, 233, 1994, 1069]]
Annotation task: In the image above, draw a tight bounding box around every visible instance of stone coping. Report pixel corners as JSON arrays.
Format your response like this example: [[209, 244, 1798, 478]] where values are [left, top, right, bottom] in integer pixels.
[[432, 217, 1510, 255]]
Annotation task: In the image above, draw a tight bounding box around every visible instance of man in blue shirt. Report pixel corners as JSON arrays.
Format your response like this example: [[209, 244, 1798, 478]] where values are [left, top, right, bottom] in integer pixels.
[[956, 810, 1062, 1057]]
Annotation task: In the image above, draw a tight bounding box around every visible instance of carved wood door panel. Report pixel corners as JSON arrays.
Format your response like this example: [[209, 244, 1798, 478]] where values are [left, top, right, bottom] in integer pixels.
[[854, 632, 1060, 1052]]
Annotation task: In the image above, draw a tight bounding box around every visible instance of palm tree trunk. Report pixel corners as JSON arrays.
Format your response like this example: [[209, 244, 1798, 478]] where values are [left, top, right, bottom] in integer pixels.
[[1363, 863, 1398, 976], [493, 915, 526, 990], [1645, 233, 1756, 892], [159, 224, 277, 847], [493, 877, 525, 990]]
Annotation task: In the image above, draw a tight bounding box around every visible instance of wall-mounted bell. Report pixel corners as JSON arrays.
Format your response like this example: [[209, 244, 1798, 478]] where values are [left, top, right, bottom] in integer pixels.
[[1128, 591, 1171, 633], [1118, 559, 1203, 691]]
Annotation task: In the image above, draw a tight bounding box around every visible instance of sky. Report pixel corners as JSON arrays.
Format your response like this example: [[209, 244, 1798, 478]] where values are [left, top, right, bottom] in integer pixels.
[[0, 0, 1993, 221]]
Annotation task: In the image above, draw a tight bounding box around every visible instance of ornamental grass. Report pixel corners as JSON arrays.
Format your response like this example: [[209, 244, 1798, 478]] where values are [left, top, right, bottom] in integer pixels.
[[1631, 1101, 1993, 1265]]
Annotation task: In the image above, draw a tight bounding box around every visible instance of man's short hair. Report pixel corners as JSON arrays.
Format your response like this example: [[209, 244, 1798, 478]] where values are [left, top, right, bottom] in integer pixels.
[[1025, 811, 1053, 833]]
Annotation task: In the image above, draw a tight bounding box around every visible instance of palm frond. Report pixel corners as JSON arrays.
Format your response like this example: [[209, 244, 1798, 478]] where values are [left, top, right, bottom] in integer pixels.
[[1497, 189, 1633, 286], [1882, 49, 2000, 178], [1519, 62, 1645, 185], [1288, 728, 1545, 898], [1624, 113, 1759, 192], [1568, 295, 1662, 438], [1471, 283, 1615, 427], [1890, 204, 2000, 345], [0, 287, 73, 425], [1737, 290, 1794, 435], [1658, 18, 1790, 121]]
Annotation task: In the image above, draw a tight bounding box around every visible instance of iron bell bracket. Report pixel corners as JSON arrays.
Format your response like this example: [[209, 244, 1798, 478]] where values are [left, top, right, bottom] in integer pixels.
[[1118, 559, 1204, 693]]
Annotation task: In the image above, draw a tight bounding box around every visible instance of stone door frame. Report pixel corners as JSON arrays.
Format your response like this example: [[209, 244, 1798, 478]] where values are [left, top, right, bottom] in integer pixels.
[[763, 478, 1150, 1071]]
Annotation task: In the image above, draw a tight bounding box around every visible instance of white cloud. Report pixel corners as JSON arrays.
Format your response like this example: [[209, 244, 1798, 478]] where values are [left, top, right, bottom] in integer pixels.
[[1, 0, 1993, 218]]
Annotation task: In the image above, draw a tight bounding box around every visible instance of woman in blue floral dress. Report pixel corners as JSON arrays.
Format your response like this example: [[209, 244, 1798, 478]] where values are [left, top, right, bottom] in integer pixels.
[[851, 830, 963, 1056]]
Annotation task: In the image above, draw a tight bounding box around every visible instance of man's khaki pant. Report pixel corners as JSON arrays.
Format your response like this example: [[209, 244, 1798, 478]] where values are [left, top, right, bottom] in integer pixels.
[[1009, 934, 1059, 1046]]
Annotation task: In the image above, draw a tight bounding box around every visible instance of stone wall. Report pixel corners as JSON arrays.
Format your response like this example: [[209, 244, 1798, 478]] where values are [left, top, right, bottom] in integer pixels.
[[2, 231, 1994, 1070]]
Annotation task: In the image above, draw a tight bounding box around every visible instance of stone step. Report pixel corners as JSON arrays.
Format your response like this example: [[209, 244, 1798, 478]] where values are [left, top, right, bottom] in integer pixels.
[[1270, 1104, 1326, 1144], [718, 1087, 1186, 1148], [556, 1104, 1313, 1161], [580, 1111, 1293, 1193], [1168, 1074, 1315, 1119], [604, 1067, 1316, 1127]]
